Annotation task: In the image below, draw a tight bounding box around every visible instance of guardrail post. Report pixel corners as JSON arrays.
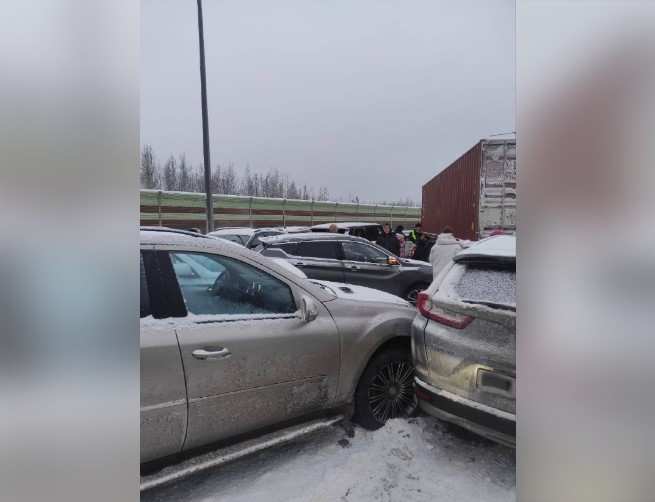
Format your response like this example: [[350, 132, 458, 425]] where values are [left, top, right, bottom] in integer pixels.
[[283, 198, 287, 228], [157, 190, 163, 227]]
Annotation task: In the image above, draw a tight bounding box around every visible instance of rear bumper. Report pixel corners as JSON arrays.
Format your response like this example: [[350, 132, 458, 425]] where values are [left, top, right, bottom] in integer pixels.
[[414, 377, 515, 447]]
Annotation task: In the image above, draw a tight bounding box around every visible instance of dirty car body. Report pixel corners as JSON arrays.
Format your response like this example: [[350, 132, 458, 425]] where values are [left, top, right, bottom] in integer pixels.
[[412, 235, 516, 446], [141, 228, 417, 465]]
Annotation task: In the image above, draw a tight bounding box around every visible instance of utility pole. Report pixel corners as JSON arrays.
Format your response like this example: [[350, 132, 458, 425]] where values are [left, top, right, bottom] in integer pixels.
[[197, 0, 213, 232]]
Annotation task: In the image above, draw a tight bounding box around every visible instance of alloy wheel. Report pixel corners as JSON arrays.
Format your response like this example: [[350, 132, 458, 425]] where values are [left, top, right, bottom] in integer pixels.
[[368, 360, 417, 423]]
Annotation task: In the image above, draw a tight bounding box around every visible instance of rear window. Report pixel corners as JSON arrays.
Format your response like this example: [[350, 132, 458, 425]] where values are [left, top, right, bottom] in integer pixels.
[[455, 264, 516, 310], [297, 241, 340, 260]]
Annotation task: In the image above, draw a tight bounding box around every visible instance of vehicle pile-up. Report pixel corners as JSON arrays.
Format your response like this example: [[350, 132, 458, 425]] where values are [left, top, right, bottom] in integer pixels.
[[140, 223, 516, 488]]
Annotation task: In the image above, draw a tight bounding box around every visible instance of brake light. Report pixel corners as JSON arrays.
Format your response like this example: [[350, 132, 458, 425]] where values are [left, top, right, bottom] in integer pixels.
[[416, 292, 473, 329]]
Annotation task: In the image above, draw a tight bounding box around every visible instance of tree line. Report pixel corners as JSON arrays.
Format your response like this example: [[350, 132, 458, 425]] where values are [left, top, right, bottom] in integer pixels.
[[140, 145, 417, 206]]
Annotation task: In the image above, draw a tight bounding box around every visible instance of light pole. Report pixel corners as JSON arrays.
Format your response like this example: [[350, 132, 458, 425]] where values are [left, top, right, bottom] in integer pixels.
[[196, 0, 213, 232]]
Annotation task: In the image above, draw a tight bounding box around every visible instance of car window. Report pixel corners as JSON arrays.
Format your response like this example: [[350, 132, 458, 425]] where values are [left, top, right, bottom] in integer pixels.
[[269, 242, 299, 255], [170, 252, 296, 315], [454, 264, 516, 309], [296, 241, 340, 260], [140, 253, 150, 318], [341, 241, 388, 263]]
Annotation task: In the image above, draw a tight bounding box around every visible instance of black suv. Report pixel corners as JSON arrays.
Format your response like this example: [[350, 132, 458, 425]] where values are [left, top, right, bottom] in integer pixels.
[[258, 233, 432, 303]]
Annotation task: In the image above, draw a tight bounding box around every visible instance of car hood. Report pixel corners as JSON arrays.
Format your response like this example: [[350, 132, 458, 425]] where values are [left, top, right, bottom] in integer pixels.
[[311, 280, 410, 307], [401, 258, 431, 269]]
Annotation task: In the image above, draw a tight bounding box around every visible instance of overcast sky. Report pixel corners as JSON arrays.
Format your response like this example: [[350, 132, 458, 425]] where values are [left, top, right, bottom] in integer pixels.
[[141, 0, 515, 203]]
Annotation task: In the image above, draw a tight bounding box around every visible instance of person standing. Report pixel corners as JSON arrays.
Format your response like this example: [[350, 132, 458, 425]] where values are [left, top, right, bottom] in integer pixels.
[[409, 222, 422, 243], [394, 225, 406, 257], [376, 223, 400, 255], [412, 232, 434, 262], [429, 226, 469, 277]]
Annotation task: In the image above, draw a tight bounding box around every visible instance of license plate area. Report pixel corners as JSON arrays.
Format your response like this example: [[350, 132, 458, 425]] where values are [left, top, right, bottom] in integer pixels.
[[476, 368, 515, 398]]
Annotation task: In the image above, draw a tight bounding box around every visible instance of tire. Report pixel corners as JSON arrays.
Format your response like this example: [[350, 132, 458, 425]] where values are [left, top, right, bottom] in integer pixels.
[[353, 347, 418, 430], [404, 282, 430, 304]]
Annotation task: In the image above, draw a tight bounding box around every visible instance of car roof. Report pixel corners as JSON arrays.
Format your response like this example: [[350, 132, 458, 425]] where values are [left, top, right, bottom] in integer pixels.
[[208, 227, 256, 236], [311, 221, 382, 229], [260, 232, 373, 245], [139, 228, 334, 302], [454, 235, 516, 263]]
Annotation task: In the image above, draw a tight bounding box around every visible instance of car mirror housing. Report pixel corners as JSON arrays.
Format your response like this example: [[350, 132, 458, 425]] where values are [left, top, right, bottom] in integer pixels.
[[300, 296, 319, 323]]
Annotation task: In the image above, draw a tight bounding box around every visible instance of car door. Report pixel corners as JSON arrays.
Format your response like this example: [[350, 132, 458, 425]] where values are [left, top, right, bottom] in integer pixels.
[[140, 250, 188, 464], [339, 240, 403, 294], [290, 240, 346, 282], [163, 249, 340, 451]]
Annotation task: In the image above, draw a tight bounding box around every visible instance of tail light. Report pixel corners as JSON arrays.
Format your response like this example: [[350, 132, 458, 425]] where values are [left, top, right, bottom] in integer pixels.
[[416, 292, 473, 329]]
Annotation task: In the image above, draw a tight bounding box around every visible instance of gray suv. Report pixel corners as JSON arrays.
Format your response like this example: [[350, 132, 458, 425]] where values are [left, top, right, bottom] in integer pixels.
[[141, 228, 417, 466], [258, 233, 433, 303], [411, 235, 516, 446]]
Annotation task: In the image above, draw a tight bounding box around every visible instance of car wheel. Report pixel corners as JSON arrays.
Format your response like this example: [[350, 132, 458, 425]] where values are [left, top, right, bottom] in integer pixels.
[[404, 283, 429, 304], [353, 347, 417, 430]]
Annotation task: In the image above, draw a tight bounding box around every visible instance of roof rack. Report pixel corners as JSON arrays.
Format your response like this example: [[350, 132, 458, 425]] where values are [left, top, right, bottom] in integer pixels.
[[139, 226, 211, 239]]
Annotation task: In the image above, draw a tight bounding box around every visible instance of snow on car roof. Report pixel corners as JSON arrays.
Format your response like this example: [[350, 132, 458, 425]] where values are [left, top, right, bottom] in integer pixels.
[[454, 235, 516, 262], [311, 222, 381, 229], [208, 227, 255, 236]]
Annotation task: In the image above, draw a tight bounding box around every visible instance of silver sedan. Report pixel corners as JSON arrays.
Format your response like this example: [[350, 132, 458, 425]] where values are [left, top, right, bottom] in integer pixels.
[[140, 228, 417, 465]]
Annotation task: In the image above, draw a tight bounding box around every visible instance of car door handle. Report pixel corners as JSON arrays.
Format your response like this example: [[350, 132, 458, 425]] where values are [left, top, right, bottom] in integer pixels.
[[345, 264, 360, 270], [294, 261, 306, 266], [192, 348, 231, 360]]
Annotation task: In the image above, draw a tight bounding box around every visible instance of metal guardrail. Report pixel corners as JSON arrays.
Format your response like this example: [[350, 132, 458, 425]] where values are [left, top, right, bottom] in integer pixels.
[[140, 190, 422, 232]]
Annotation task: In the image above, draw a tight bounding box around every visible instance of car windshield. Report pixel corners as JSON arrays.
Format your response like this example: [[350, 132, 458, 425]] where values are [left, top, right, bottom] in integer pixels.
[[454, 263, 516, 310]]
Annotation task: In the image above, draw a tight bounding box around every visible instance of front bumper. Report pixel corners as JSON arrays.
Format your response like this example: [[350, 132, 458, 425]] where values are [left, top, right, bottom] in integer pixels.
[[414, 377, 515, 447]]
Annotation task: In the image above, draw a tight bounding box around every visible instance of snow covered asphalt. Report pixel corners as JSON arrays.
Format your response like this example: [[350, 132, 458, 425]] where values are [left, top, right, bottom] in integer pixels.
[[142, 416, 515, 502]]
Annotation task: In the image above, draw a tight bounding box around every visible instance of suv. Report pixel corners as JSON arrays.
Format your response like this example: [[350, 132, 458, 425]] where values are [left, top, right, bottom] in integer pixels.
[[411, 235, 516, 446], [258, 233, 433, 303], [310, 222, 383, 242], [141, 228, 417, 465]]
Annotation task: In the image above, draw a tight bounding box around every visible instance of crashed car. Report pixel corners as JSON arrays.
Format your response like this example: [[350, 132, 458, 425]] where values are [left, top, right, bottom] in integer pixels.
[[258, 233, 433, 303], [141, 227, 417, 465], [411, 235, 516, 446]]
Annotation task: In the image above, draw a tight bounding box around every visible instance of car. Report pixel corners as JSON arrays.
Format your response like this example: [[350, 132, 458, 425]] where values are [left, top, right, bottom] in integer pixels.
[[208, 227, 285, 249], [411, 235, 516, 446], [140, 227, 418, 465], [310, 222, 383, 242], [257, 232, 433, 303]]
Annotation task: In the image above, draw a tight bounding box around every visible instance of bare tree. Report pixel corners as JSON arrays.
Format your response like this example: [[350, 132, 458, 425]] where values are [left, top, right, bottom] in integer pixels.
[[140, 145, 158, 189], [163, 156, 177, 191]]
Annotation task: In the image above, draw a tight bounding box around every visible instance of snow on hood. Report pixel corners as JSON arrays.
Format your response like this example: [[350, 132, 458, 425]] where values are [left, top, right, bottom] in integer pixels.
[[312, 280, 410, 307]]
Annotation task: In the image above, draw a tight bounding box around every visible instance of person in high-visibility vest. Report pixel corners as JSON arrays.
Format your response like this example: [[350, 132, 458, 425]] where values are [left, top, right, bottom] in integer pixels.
[[409, 223, 422, 243]]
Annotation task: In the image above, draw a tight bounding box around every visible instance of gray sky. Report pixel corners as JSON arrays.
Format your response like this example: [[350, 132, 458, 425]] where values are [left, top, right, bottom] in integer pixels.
[[141, 0, 515, 203]]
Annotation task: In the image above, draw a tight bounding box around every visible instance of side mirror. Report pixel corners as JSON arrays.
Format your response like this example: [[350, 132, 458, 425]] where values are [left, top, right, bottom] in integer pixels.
[[387, 256, 400, 266], [300, 296, 319, 323]]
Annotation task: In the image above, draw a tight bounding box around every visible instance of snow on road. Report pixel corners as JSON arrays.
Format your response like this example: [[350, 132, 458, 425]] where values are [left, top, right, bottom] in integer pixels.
[[143, 416, 515, 502]]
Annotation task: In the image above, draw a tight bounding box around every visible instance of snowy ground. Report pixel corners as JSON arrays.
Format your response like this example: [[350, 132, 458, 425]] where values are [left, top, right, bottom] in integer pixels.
[[142, 416, 515, 502]]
